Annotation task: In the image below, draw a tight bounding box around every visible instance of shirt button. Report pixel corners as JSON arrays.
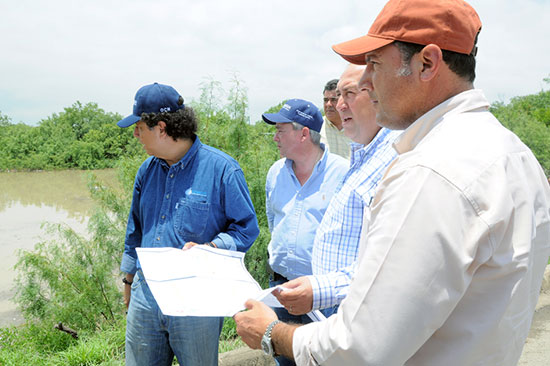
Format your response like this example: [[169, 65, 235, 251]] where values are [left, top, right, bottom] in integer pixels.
[[161, 215, 166, 219], [156, 237, 160, 241], [170, 174, 174, 178], [166, 194, 170, 199]]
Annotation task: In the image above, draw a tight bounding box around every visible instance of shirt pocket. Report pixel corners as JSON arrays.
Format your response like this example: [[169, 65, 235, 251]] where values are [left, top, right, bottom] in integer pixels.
[[174, 190, 210, 240]]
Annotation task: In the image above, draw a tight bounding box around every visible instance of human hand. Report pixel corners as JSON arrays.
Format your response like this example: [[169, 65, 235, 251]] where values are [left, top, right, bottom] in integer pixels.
[[183, 241, 217, 250], [274, 276, 313, 315], [182, 241, 200, 250], [234, 299, 278, 349]]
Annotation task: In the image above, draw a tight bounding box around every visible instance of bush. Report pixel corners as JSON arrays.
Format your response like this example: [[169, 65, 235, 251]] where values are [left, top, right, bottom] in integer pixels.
[[0, 103, 140, 172], [491, 88, 550, 175]]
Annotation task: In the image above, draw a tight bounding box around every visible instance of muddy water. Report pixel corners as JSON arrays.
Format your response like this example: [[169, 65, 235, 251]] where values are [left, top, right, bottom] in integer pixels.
[[0, 170, 117, 327]]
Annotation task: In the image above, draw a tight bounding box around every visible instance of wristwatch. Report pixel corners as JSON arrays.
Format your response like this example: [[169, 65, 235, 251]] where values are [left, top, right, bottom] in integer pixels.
[[261, 320, 281, 357]]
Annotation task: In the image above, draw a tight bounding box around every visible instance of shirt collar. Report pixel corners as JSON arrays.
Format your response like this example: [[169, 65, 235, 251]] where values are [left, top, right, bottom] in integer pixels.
[[324, 116, 345, 133], [393, 89, 489, 155]]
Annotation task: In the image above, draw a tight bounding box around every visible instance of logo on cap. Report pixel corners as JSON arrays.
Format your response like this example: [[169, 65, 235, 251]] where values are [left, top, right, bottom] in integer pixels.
[[296, 110, 313, 120]]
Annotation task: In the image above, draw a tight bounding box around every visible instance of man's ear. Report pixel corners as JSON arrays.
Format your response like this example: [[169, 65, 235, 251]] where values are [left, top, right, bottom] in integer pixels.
[[418, 44, 443, 82], [157, 121, 167, 135], [301, 127, 310, 142]]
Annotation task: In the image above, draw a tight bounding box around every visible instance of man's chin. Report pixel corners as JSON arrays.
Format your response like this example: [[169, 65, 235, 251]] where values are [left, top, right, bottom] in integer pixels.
[[326, 112, 339, 122]]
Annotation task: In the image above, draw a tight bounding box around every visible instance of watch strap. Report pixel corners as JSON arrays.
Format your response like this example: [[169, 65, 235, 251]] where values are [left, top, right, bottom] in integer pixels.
[[263, 319, 282, 356]]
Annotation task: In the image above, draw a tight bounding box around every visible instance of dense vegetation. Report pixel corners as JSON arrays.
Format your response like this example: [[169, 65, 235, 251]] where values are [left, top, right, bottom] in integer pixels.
[[1, 76, 548, 364], [490, 83, 550, 175], [0, 102, 142, 171]]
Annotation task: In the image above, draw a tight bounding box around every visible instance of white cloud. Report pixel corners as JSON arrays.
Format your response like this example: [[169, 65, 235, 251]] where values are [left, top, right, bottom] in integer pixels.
[[0, 0, 548, 125]]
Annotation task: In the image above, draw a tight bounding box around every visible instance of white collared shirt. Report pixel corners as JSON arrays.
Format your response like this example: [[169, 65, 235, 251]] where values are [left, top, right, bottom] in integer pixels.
[[293, 89, 550, 365]]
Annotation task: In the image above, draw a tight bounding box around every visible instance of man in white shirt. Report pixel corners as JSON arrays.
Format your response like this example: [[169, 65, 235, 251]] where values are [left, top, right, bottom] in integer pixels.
[[234, 0, 550, 365], [319, 79, 352, 159]]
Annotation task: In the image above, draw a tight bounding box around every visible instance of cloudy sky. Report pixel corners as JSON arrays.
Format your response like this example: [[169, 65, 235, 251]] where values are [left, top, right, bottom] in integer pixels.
[[1, 0, 549, 125]]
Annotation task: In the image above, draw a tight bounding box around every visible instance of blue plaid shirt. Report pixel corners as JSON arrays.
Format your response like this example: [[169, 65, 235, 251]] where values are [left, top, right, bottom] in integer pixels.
[[309, 128, 400, 310]]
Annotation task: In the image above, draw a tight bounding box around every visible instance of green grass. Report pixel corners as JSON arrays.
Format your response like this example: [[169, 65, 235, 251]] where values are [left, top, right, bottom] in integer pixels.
[[0, 316, 244, 365]]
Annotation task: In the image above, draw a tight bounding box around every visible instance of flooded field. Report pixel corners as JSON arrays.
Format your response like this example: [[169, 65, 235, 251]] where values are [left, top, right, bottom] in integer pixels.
[[0, 169, 117, 327]]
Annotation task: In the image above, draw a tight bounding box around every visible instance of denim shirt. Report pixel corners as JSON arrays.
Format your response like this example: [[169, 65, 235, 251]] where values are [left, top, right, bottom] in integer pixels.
[[121, 136, 259, 274], [265, 145, 349, 280]]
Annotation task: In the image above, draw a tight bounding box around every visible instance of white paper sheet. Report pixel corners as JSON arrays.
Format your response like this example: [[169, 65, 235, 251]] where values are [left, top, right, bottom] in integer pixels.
[[136, 246, 326, 321], [136, 246, 277, 317]]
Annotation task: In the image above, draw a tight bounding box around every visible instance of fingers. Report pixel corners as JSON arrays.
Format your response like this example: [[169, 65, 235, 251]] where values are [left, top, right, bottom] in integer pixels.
[[277, 278, 313, 315], [244, 298, 260, 310], [273, 289, 285, 303], [234, 299, 279, 350], [281, 277, 303, 290], [182, 242, 198, 250]]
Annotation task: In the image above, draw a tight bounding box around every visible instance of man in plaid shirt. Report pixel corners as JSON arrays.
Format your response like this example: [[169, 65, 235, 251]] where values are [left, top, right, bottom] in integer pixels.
[[274, 64, 400, 316]]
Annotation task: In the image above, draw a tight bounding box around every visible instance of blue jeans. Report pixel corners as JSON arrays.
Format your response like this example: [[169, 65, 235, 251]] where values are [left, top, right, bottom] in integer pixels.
[[126, 270, 223, 366]]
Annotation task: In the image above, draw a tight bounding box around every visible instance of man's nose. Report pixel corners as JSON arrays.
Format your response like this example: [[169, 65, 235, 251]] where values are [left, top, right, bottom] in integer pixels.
[[336, 95, 345, 112]]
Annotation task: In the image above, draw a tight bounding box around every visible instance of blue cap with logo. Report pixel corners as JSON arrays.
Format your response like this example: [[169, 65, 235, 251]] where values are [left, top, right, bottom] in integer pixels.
[[117, 82, 185, 128], [262, 99, 323, 133]]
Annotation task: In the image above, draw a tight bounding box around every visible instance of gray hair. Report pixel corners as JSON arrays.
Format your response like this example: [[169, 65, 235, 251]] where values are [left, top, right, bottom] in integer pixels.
[[291, 122, 321, 146]]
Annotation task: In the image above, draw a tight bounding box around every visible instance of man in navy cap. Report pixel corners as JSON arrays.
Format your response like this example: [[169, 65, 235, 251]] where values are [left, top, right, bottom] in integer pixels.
[[117, 82, 259, 366], [262, 99, 348, 366]]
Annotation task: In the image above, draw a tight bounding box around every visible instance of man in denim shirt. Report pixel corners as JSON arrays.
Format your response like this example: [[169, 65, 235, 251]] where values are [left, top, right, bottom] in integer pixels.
[[117, 82, 259, 366]]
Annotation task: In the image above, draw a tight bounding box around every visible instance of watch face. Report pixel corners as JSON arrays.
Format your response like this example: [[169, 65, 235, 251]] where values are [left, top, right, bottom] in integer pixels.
[[261, 336, 272, 355]]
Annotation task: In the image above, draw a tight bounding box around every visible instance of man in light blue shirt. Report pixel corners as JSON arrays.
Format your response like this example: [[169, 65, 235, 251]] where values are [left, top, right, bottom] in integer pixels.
[[273, 65, 400, 317], [263, 98, 348, 366]]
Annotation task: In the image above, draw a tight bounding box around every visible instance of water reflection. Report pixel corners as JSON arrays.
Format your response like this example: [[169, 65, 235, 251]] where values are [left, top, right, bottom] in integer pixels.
[[0, 170, 117, 218], [0, 169, 118, 327]]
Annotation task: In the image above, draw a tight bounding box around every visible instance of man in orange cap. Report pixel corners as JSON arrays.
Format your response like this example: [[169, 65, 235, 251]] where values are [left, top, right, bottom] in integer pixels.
[[235, 0, 550, 365]]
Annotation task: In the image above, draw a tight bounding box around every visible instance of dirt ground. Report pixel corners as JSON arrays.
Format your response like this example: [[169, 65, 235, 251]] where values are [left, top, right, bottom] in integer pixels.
[[518, 267, 550, 365]]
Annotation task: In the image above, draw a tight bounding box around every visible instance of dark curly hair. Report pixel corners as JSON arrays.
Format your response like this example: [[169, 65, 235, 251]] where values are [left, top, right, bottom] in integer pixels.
[[140, 107, 198, 141]]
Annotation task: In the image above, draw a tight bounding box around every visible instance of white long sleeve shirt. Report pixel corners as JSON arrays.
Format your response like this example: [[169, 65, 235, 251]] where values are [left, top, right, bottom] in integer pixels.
[[293, 89, 550, 366]]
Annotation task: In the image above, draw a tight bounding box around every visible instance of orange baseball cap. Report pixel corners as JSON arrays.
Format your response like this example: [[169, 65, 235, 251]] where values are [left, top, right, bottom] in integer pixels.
[[332, 0, 482, 65]]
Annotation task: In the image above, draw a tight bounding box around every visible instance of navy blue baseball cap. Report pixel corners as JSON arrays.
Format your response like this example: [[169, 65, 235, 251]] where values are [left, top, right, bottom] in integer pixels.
[[262, 99, 323, 133], [117, 82, 185, 128]]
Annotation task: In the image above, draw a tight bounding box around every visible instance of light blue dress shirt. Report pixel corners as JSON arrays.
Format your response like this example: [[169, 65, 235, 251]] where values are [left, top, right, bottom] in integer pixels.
[[265, 144, 349, 280]]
